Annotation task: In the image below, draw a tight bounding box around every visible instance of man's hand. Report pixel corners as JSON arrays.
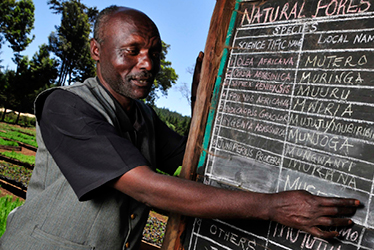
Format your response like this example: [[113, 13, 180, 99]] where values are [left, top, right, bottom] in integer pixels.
[[268, 190, 360, 238]]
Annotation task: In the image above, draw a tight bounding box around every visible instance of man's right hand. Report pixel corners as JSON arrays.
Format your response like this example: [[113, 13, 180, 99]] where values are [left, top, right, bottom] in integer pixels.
[[267, 190, 360, 238]]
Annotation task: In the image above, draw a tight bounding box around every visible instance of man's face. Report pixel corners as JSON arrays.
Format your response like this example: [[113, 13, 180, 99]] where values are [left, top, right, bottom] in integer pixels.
[[96, 11, 162, 101]]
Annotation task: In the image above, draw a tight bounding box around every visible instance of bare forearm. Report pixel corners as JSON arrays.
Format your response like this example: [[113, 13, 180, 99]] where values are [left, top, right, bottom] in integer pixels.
[[111, 165, 359, 239], [111, 166, 270, 220]]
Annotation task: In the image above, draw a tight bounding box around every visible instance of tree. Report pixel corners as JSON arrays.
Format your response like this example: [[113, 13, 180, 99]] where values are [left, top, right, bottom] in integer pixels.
[[0, 69, 17, 121], [0, 0, 35, 61], [153, 106, 191, 136], [0, 56, 31, 122], [146, 41, 178, 105], [29, 44, 59, 89], [0, 44, 58, 123], [48, 0, 98, 85]]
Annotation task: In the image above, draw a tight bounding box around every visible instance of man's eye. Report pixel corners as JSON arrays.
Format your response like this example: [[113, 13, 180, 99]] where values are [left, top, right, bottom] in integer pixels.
[[123, 48, 138, 55], [151, 52, 160, 58]]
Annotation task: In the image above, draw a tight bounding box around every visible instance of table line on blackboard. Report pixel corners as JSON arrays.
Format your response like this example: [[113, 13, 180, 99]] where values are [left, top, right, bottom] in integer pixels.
[[227, 65, 374, 73], [191, 212, 374, 250], [224, 84, 374, 98], [230, 48, 374, 55], [214, 218, 285, 250], [191, 194, 372, 250], [224, 92, 374, 108], [210, 134, 374, 184], [238, 10, 374, 28], [216, 114, 374, 156], [234, 28, 374, 42], [221, 94, 374, 124], [204, 174, 370, 212], [191, 229, 265, 250], [214, 216, 373, 250], [198, 217, 285, 250], [190, 233, 234, 250], [213, 125, 374, 169], [235, 23, 374, 38], [221, 97, 374, 125], [225, 77, 374, 89], [236, 26, 374, 40], [365, 172, 374, 231], [214, 123, 374, 167], [189, 218, 202, 250]]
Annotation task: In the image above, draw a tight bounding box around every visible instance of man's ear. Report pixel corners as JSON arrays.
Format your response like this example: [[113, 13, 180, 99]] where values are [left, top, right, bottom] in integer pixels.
[[90, 38, 100, 61]]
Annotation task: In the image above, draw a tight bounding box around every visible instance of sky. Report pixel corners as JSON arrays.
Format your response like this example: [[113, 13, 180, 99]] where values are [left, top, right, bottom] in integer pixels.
[[1, 0, 216, 116]]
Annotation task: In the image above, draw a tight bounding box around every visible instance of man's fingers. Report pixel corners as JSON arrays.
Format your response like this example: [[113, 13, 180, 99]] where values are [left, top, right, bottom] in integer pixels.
[[314, 216, 353, 228], [307, 227, 339, 239], [318, 197, 360, 207], [318, 205, 358, 217]]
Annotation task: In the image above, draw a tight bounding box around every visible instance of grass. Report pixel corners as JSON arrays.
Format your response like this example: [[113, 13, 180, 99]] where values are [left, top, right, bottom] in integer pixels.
[[0, 138, 19, 147], [0, 131, 37, 148], [0, 122, 36, 137], [0, 151, 35, 166], [0, 190, 24, 237]]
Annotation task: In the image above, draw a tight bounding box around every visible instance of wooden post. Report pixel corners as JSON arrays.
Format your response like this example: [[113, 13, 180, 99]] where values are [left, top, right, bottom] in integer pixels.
[[161, 0, 236, 249]]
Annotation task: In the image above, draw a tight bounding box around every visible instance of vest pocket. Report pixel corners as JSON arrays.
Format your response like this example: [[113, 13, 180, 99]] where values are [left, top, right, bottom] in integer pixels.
[[31, 226, 95, 250]]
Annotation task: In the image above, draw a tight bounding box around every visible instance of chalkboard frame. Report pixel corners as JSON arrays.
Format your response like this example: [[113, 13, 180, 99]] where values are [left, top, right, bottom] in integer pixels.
[[195, 1, 242, 181], [163, 0, 374, 249], [161, 0, 237, 249]]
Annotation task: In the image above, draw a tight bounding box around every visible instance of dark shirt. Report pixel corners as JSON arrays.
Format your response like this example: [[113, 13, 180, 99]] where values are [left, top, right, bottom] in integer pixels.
[[39, 89, 186, 200]]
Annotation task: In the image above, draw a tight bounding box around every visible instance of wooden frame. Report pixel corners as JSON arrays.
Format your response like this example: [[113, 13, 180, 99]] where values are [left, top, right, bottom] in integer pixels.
[[161, 0, 236, 249]]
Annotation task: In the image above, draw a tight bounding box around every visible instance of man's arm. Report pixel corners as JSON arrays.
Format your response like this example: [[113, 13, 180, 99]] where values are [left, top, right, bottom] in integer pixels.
[[110, 165, 359, 239]]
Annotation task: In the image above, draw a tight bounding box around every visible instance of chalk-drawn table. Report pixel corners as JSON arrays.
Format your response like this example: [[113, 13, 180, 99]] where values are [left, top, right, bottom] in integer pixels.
[[186, 0, 374, 249]]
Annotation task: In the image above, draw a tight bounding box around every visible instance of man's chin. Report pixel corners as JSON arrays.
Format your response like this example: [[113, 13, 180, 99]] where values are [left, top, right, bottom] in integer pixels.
[[131, 90, 151, 100]]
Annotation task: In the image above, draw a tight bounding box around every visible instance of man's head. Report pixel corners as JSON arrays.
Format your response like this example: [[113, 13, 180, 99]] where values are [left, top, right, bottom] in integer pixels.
[[90, 6, 161, 108]]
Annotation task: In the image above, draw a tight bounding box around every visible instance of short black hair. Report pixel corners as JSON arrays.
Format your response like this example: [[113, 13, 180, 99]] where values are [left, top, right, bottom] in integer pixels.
[[93, 5, 120, 44]]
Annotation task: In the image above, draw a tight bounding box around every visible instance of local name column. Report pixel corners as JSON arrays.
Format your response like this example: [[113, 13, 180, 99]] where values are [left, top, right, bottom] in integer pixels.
[[276, 13, 374, 250]]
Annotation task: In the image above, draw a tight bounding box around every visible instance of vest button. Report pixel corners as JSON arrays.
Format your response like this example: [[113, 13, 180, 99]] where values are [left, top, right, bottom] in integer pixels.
[[130, 214, 136, 220], [125, 242, 129, 248]]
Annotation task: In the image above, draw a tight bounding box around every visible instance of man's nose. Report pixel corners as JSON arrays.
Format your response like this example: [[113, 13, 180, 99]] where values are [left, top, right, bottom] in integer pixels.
[[138, 54, 153, 71]]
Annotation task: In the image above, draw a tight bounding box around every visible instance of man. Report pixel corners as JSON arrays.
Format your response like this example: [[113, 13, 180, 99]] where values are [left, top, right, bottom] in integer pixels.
[[0, 6, 359, 250]]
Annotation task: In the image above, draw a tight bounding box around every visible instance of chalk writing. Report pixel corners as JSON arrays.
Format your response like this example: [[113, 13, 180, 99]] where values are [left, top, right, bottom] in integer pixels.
[[304, 54, 368, 68], [189, 0, 374, 250]]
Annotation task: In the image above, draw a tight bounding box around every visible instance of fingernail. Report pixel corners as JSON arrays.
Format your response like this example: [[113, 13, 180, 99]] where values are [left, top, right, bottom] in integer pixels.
[[355, 200, 360, 206]]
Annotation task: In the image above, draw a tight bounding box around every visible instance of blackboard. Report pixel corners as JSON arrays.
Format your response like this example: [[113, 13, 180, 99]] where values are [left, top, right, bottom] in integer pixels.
[[183, 0, 374, 249]]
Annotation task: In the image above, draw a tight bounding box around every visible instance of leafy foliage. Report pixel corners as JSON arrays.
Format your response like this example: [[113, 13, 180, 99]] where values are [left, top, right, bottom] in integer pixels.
[[0, 0, 35, 55], [0, 130, 37, 148], [0, 44, 58, 120], [0, 138, 19, 147], [0, 109, 35, 128], [0, 122, 35, 136], [0, 192, 23, 237], [142, 215, 167, 247], [48, 0, 98, 85], [0, 161, 32, 187], [153, 106, 191, 136], [146, 42, 179, 105]]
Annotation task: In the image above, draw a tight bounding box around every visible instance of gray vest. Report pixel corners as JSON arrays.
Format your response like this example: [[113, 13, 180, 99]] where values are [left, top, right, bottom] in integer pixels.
[[0, 78, 157, 250]]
